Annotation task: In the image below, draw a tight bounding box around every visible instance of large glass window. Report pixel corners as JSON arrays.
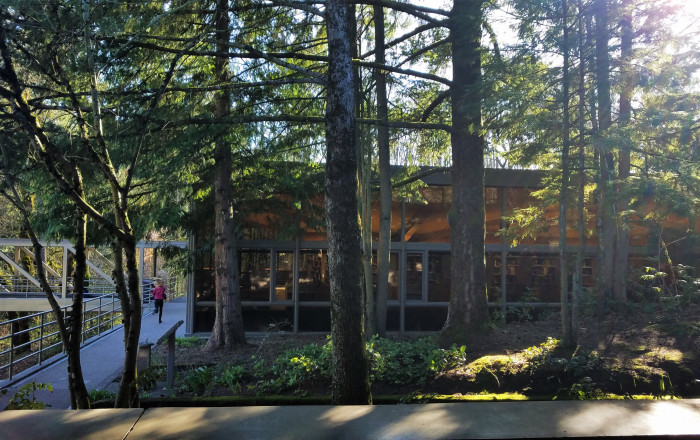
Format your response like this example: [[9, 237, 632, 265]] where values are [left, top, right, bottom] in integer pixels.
[[299, 250, 330, 302], [193, 242, 215, 301], [372, 252, 399, 301], [404, 306, 447, 331], [240, 250, 270, 301], [275, 251, 294, 301], [406, 253, 423, 301], [428, 252, 450, 302], [530, 257, 556, 285], [243, 306, 293, 332], [403, 205, 450, 243]]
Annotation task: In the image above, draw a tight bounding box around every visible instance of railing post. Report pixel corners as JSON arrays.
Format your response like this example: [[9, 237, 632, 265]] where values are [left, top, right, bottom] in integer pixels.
[[82, 300, 87, 345], [39, 313, 44, 365], [98, 295, 102, 336], [167, 332, 176, 388], [9, 320, 14, 380]]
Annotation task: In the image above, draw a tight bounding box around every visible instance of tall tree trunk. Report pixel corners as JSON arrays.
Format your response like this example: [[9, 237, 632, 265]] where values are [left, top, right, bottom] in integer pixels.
[[559, 0, 574, 347], [205, 0, 247, 351], [352, 4, 375, 339], [325, 0, 371, 405], [68, 205, 91, 409], [115, 228, 143, 408], [374, 4, 391, 337], [443, 0, 489, 337], [573, 0, 588, 348], [594, 0, 615, 318], [113, 232, 143, 408], [613, 1, 633, 303]]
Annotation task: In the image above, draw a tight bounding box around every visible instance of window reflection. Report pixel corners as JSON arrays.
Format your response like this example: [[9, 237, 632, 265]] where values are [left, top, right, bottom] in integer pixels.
[[428, 252, 450, 302], [372, 252, 399, 301], [240, 251, 270, 301], [406, 253, 423, 301], [299, 250, 330, 301], [275, 252, 294, 301]]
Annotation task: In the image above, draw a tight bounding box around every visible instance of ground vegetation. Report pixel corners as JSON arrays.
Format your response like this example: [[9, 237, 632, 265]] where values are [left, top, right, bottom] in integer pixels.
[[139, 292, 699, 403]]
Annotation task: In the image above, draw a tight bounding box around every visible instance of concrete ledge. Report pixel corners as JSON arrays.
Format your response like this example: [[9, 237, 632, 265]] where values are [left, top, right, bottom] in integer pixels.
[[2, 400, 699, 439], [0, 408, 143, 440]]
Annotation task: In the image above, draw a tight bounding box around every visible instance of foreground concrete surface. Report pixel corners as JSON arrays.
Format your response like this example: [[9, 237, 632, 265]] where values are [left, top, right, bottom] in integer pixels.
[[0, 298, 187, 410], [1, 399, 699, 439], [0, 408, 143, 440]]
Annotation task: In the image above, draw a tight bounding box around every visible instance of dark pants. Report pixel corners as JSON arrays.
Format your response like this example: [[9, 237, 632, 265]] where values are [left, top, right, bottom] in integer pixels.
[[155, 299, 164, 322]]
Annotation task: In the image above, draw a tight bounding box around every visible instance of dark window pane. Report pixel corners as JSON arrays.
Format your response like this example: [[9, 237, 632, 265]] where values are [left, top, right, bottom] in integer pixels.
[[428, 252, 450, 302], [240, 251, 270, 301], [372, 252, 399, 301], [406, 253, 423, 301], [299, 250, 330, 301], [275, 252, 294, 300]]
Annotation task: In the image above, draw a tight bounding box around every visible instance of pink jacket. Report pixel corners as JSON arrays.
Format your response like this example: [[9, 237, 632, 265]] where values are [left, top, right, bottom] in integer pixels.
[[153, 285, 167, 300]]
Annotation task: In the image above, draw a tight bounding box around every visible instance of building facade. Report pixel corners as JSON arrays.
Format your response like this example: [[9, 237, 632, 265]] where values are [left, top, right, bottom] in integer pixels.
[[186, 168, 698, 334]]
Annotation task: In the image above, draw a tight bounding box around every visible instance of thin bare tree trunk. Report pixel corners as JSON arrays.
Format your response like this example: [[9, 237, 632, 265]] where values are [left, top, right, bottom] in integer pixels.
[[594, 0, 615, 318], [559, 0, 574, 347], [572, 0, 588, 348], [352, 5, 375, 339], [67, 206, 91, 409], [613, 1, 633, 303], [374, 4, 391, 337]]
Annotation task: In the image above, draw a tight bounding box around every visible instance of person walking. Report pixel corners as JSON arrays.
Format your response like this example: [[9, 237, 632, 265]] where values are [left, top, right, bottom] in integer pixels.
[[153, 278, 167, 323]]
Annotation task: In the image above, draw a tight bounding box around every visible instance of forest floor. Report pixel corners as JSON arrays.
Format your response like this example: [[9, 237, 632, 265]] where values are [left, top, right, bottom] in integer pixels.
[[148, 300, 700, 403]]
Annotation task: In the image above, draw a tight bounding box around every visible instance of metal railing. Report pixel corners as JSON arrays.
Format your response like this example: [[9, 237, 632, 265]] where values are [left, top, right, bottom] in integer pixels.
[[0, 276, 116, 298], [0, 275, 185, 381], [0, 294, 121, 381], [141, 276, 186, 307]]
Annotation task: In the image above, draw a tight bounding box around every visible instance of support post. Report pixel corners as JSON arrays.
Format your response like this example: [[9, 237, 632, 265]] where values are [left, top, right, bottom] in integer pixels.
[[500, 188, 507, 325], [155, 320, 184, 389], [167, 333, 175, 388], [293, 222, 300, 333], [400, 200, 406, 333], [62, 244, 69, 299], [138, 246, 145, 300]]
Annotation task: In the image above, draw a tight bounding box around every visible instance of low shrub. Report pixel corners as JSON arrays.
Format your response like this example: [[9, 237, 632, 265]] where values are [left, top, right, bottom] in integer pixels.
[[88, 388, 116, 404], [251, 340, 333, 395], [3, 382, 52, 410], [175, 336, 205, 348], [219, 365, 246, 394], [369, 337, 467, 385], [180, 366, 213, 395]]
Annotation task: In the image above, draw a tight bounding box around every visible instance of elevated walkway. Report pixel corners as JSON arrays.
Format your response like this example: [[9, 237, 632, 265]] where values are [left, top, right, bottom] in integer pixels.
[[0, 297, 187, 410], [0, 399, 699, 439]]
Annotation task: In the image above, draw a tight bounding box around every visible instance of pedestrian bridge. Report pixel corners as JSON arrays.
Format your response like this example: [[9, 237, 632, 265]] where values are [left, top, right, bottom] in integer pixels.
[[0, 238, 186, 312]]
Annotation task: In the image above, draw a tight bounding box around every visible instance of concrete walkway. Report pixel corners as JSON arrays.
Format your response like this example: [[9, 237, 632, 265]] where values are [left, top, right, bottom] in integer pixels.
[[0, 297, 187, 410], [0, 399, 699, 439]]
